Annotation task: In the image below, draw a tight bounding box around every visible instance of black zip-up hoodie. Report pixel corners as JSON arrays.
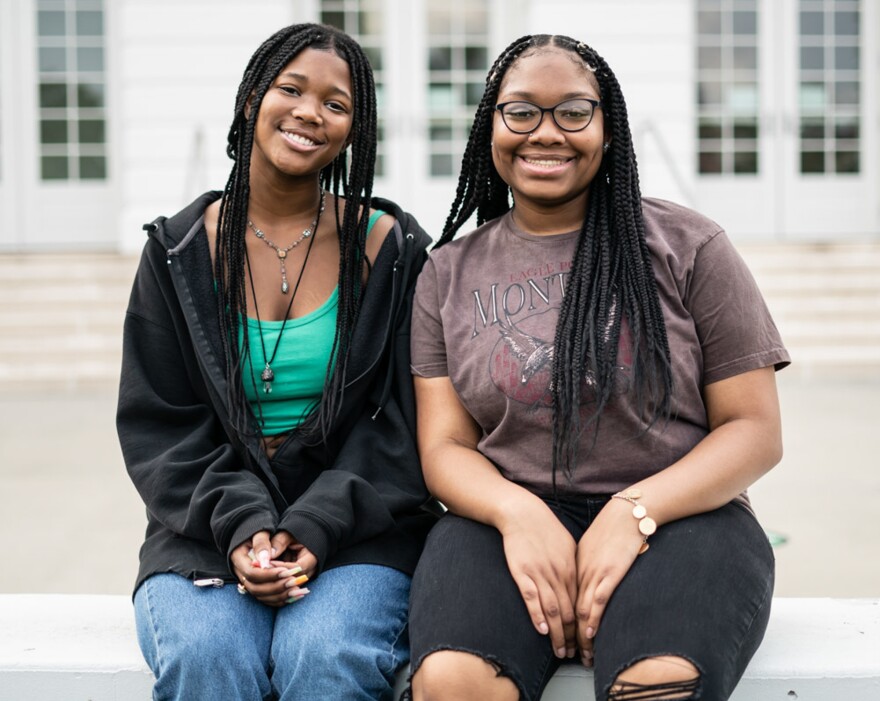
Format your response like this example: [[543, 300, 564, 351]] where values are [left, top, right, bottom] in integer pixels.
[[117, 191, 439, 594]]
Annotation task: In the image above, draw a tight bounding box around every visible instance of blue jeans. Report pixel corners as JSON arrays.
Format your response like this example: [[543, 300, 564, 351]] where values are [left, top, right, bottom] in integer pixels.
[[134, 564, 411, 701]]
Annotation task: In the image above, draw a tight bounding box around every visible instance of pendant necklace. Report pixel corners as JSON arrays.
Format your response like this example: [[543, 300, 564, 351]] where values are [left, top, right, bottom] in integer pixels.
[[245, 193, 323, 394], [248, 190, 325, 294]]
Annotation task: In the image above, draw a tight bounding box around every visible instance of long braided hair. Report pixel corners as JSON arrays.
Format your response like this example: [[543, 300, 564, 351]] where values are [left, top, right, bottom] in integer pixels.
[[215, 23, 378, 441], [438, 34, 673, 484]]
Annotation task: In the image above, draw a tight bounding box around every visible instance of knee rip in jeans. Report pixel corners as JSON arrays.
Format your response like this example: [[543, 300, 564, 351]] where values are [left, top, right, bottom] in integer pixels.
[[608, 655, 701, 701], [405, 647, 522, 701]]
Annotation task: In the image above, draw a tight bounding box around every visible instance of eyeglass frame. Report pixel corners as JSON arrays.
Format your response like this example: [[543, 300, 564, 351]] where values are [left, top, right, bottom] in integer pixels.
[[494, 98, 604, 134]]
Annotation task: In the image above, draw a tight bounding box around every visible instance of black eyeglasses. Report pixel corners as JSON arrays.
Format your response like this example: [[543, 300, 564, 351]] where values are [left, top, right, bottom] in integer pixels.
[[495, 98, 603, 134]]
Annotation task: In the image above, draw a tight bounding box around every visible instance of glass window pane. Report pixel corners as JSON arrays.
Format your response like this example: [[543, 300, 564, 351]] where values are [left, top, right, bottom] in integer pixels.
[[321, 11, 345, 30], [800, 11, 823, 35], [800, 46, 824, 70], [834, 46, 859, 70], [430, 153, 453, 176], [38, 10, 65, 36], [799, 82, 826, 111], [358, 10, 381, 35], [77, 47, 104, 71], [429, 84, 454, 109], [465, 46, 487, 71], [698, 46, 722, 70], [429, 47, 451, 71], [40, 83, 68, 108], [699, 152, 723, 174], [374, 83, 385, 111], [733, 46, 757, 70], [733, 11, 756, 35], [465, 82, 483, 105], [41, 119, 68, 144], [835, 81, 859, 105], [39, 47, 67, 72], [698, 81, 723, 106], [76, 10, 103, 36], [41, 156, 69, 179], [77, 82, 104, 107], [800, 151, 825, 173], [800, 118, 825, 139], [834, 11, 859, 36], [363, 46, 382, 71], [835, 118, 859, 140], [835, 151, 859, 173], [78, 119, 105, 143], [733, 151, 757, 173], [698, 119, 722, 139], [733, 120, 758, 139], [80, 155, 106, 179], [729, 83, 758, 113], [430, 121, 453, 140], [697, 10, 722, 34]]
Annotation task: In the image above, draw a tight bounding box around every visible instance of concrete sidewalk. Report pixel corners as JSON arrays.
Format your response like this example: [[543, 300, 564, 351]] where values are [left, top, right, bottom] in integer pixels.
[[0, 371, 878, 597]]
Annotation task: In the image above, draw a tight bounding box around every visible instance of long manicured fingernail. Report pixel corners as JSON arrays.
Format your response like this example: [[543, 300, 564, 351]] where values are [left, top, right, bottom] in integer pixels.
[[586, 626, 595, 639], [278, 566, 303, 578], [286, 589, 310, 604], [258, 550, 271, 569], [285, 574, 309, 588], [538, 622, 549, 635]]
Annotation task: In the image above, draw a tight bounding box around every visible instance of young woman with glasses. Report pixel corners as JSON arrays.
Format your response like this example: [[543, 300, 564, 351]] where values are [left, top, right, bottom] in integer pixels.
[[404, 34, 789, 701], [117, 23, 438, 701]]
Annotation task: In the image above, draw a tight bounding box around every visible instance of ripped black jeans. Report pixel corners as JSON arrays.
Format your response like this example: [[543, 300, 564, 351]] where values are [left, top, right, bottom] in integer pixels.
[[407, 497, 774, 701]]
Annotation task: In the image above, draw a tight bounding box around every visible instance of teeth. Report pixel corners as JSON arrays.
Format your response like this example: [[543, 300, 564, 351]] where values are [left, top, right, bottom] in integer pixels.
[[524, 158, 565, 167], [284, 132, 317, 147]]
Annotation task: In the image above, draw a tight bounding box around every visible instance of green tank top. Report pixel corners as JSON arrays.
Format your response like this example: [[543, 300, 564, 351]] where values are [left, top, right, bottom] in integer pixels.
[[242, 210, 385, 435]]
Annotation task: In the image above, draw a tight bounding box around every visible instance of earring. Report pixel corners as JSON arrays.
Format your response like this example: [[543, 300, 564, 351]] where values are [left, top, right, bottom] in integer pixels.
[[603, 142, 611, 153]]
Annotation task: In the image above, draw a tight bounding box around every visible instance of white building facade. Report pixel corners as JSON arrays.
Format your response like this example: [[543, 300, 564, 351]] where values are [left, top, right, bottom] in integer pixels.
[[0, 0, 877, 252]]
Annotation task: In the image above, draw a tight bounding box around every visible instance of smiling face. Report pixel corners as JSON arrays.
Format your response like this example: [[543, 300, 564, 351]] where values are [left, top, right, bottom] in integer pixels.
[[250, 46, 354, 181], [492, 47, 607, 214]]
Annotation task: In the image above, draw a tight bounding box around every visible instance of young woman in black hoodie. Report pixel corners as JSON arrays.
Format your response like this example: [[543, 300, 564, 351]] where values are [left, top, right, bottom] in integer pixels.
[[117, 23, 436, 701]]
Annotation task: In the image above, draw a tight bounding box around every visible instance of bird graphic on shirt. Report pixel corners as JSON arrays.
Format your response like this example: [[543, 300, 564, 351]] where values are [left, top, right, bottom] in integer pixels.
[[498, 315, 554, 385]]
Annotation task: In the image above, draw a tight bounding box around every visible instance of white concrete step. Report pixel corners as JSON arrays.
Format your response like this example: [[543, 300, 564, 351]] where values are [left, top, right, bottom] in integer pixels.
[[0, 246, 878, 390]]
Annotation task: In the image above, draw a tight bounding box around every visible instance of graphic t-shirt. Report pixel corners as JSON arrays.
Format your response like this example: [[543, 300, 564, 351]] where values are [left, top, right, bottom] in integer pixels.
[[410, 198, 790, 497]]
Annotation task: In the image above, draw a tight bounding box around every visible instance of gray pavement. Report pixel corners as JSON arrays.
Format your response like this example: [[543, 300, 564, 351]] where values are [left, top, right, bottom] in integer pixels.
[[1, 371, 878, 597]]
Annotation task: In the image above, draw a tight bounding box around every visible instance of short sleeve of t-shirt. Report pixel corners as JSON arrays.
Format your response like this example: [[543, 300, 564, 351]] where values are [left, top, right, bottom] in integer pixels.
[[685, 231, 790, 384]]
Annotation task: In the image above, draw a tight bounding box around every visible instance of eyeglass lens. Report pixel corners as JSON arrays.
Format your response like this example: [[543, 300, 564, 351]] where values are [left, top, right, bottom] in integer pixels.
[[500, 99, 595, 133]]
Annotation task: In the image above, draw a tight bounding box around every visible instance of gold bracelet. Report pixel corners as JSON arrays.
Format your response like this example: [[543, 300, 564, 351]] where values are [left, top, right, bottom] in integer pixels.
[[612, 488, 656, 555]]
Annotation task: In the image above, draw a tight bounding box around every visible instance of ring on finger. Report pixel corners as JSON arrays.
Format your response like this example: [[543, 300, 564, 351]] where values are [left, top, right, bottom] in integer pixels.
[[237, 582, 247, 595]]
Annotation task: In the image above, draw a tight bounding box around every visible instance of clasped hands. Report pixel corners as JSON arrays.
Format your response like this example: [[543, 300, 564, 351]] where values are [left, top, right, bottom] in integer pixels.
[[231, 529, 317, 607], [500, 497, 644, 668]]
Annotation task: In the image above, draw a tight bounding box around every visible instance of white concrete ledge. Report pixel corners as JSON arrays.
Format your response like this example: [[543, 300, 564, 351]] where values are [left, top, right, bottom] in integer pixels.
[[0, 595, 877, 700]]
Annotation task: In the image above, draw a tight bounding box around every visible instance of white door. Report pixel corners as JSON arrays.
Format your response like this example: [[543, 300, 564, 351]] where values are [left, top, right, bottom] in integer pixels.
[[694, 0, 876, 241], [1, 0, 116, 252]]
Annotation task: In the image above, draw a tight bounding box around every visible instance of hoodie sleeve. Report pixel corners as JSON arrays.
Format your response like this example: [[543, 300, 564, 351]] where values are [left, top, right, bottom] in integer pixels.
[[275, 221, 432, 572], [117, 236, 278, 564]]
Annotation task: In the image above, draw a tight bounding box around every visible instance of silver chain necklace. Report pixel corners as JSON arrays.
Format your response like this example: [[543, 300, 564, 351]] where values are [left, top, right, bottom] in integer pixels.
[[247, 190, 325, 294]]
